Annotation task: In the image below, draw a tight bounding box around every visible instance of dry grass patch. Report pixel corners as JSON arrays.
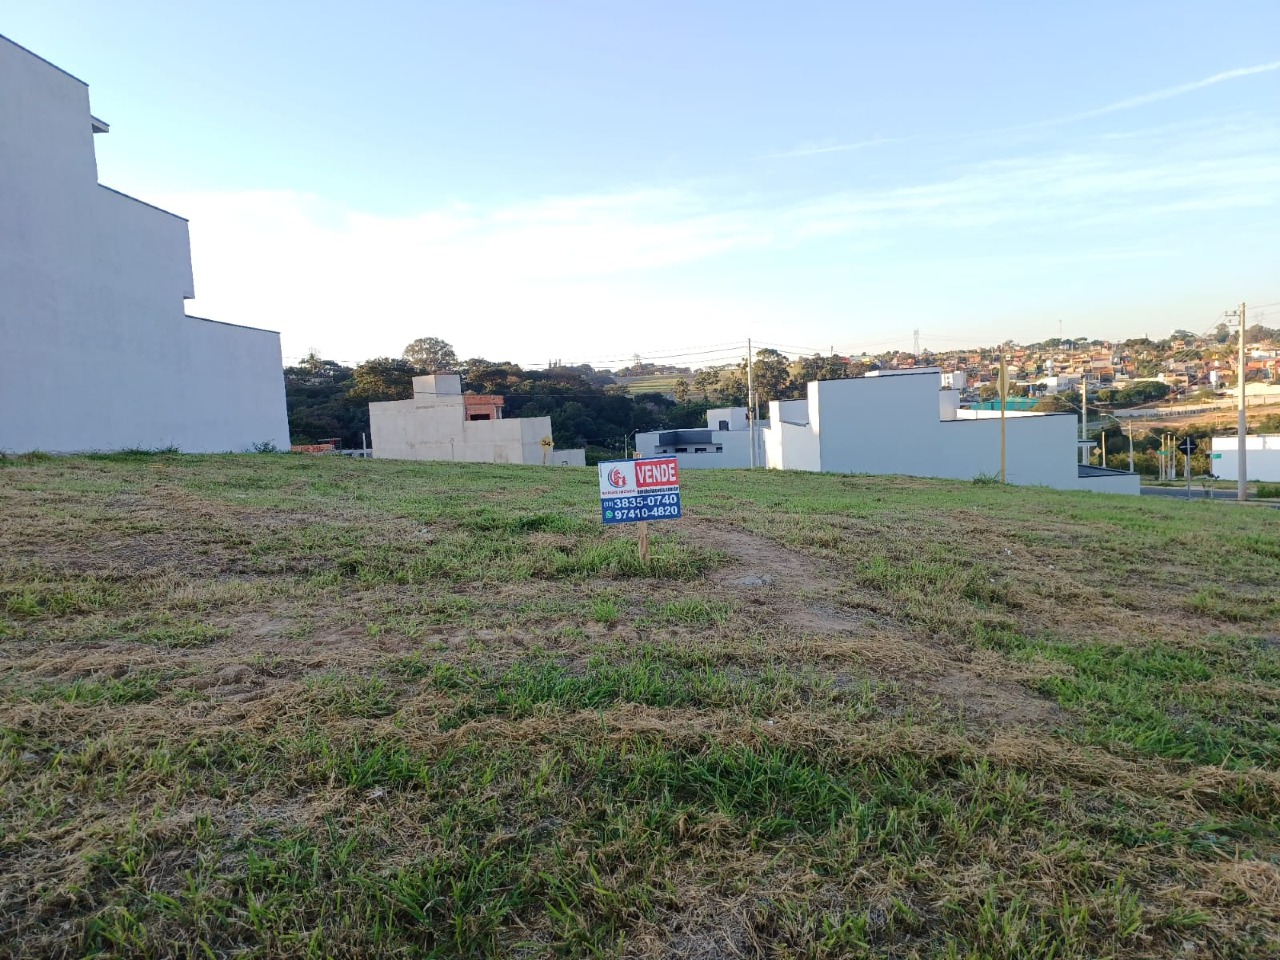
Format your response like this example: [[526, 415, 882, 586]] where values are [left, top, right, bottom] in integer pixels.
[[1, 455, 1278, 958]]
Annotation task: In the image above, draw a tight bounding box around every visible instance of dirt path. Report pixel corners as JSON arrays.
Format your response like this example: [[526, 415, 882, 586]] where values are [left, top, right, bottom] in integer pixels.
[[680, 517, 1066, 727]]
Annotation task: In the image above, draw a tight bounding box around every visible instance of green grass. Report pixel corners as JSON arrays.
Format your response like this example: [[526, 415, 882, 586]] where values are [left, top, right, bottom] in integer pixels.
[[618, 374, 686, 396], [1, 454, 1278, 958]]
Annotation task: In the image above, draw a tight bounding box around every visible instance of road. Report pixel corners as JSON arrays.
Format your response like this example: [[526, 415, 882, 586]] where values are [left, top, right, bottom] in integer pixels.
[[1140, 485, 1280, 506]]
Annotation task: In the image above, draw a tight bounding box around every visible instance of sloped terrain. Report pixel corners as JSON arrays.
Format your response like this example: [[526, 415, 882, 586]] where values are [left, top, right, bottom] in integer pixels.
[[2, 453, 1278, 959]]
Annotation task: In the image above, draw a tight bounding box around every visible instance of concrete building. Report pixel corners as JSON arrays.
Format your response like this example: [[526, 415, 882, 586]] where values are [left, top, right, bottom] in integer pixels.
[[369, 374, 585, 465], [633, 407, 767, 468], [762, 369, 1138, 494], [0, 35, 289, 453], [1210, 435, 1280, 482], [1035, 375, 1080, 396]]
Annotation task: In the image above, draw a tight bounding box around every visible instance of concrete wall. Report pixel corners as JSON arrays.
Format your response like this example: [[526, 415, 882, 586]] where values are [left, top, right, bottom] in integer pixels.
[[633, 407, 766, 469], [371, 398, 550, 463], [762, 369, 1136, 493], [1211, 435, 1280, 482], [1077, 471, 1143, 495], [705, 407, 749, 432], [634, 428, 760, 469], [0, 35, 290, 453], [370, 374, 582, 464]]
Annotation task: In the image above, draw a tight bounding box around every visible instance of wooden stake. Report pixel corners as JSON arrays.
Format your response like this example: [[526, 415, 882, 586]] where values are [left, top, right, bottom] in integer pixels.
[[637, 521, 650, 562]]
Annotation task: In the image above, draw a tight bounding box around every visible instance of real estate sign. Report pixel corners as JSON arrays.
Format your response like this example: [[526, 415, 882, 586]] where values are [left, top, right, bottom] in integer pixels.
[[598, 457, 682, 524]]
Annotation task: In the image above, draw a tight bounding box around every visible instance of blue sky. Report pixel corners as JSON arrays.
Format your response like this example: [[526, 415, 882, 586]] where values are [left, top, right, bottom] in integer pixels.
[[6, 1, 1279, 368]]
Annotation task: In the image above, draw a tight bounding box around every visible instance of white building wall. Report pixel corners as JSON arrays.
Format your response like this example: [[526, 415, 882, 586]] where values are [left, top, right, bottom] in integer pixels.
[[632, 407, 766, 469], [762, 369, 1136, 493], [705, 407, 749, 432], [1078, 472, 1144, 495], [1211, 435, 1280, 482], [0, 36, 290, 453]]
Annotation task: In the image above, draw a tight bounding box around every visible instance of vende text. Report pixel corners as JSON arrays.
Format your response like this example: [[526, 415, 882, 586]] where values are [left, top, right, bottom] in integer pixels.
[[635, 459, 679, 488]]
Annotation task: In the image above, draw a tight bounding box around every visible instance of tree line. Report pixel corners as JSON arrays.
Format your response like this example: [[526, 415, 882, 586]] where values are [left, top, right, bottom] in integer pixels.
[[285, 339, 866, 453]]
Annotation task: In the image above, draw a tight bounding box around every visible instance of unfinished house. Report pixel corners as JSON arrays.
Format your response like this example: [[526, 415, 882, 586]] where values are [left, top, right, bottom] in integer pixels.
[[368, 374, 585, 465]]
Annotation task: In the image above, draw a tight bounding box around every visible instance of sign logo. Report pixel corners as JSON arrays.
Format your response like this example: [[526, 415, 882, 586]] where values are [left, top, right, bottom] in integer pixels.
[[607, 467, 627, 488]]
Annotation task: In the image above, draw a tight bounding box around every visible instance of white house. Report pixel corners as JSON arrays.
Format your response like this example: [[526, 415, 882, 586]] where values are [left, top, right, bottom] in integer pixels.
[[763, 369, 1138, 494], [1035, 375, 1080, 396], [1210, 435, 1280, 482], [369, 374, 585, 465], [0, 35, 290, 454], [633, 407, 767, 468]]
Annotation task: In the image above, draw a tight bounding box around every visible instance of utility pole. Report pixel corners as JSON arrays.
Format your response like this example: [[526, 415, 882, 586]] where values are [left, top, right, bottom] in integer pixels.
[[1231, 303, 1248, 500], [1080, 373, 1088, 463], [746, 338, 756, 468], [1100, 430, 1106, 469], [1126, 421, 1134, 473]]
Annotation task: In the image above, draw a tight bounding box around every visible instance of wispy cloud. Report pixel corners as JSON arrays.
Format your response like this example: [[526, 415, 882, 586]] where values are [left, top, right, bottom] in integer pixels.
[[158, 121, 1280, 364], [766, 136, 910, 159], [1067, 60, 1280, 122], [775, 61, 1280, 160]]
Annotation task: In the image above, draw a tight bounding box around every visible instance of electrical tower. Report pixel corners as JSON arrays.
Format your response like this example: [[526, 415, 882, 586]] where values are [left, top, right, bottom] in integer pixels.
[[913, 329, 920, 355]]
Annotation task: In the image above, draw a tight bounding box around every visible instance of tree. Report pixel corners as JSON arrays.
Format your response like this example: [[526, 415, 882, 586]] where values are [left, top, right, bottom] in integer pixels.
[[1113, 381, 1171, 407], [672, 379, 691, 403], [796, 354, 852, 384], [349, 357, 417, 401], [283, 356, 365, 446], [745, 348, 793, 404], [462, 358, 523, 394], [403, 337, 459, 373], [1033, 394, 1077, 415], [715, 368, 749, 406], [691, 368, 720, 402]]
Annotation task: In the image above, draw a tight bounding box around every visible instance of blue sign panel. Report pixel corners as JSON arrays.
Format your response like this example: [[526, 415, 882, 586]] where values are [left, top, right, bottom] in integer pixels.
[[600, 492, 683, 524]]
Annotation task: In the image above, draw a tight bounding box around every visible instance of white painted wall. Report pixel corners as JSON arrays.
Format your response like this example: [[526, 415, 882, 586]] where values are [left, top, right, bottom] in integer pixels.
[[1211, 435, 1280, 482], [762, 369, 1138, 493], [1037, 376, 1080, 395], [1078, 470, 1145, 495], [634, 428, 762, 469], [370, 374, 583, 464], [633, 407, 766, 469], [0, 36, 290, 453], [705, 407, 749, 432]]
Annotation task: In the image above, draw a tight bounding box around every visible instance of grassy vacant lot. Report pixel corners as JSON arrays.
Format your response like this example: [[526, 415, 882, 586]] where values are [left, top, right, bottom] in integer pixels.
[[2, 453, 1279, 959], [617, 375, 686, 397]]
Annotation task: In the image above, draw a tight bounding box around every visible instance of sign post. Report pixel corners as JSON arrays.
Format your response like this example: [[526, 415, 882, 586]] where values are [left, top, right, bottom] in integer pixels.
[[598, 456, 682, 562], [1178, 436, 1197, 500]]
